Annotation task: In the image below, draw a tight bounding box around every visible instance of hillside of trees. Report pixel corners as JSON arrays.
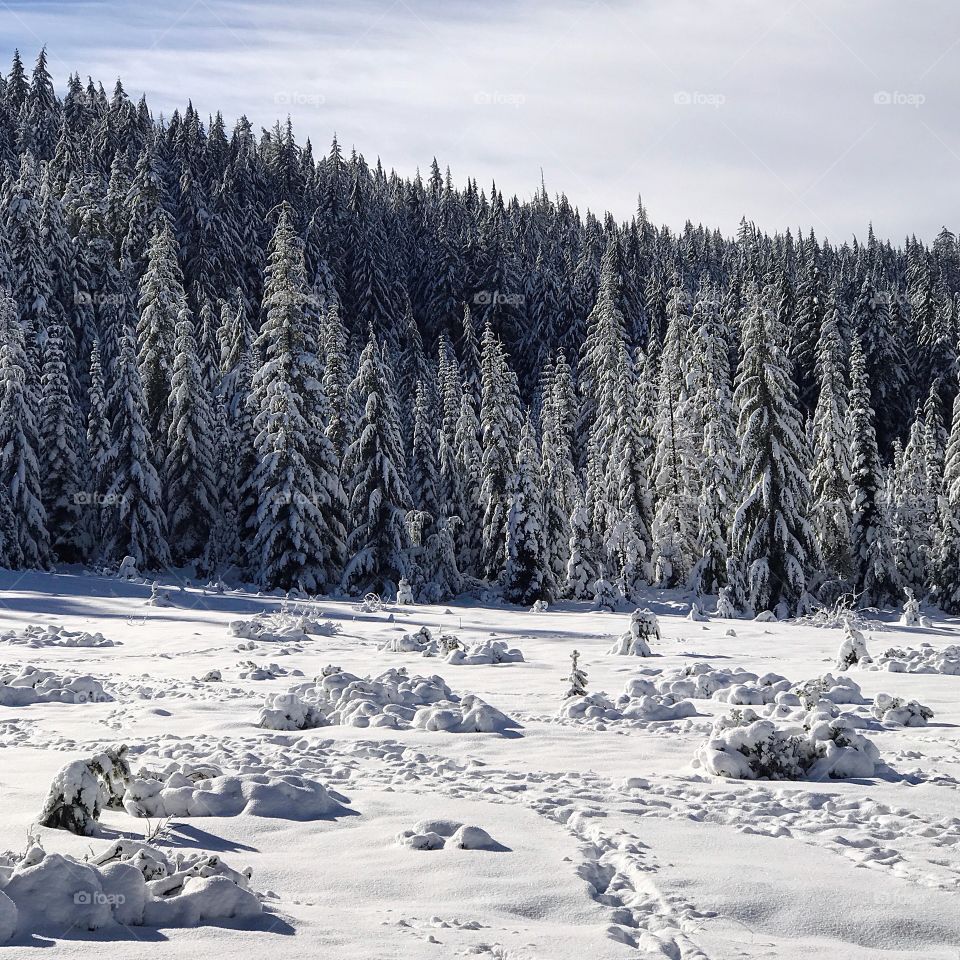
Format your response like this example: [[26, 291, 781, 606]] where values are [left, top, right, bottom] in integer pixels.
[[1, 49, 959, 616]]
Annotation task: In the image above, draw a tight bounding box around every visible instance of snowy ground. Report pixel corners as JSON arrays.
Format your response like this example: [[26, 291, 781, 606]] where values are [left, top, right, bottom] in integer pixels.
[[1, 570, 959, 959]]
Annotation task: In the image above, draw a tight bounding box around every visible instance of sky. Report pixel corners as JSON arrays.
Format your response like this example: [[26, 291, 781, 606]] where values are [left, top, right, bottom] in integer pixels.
[[1, 0, 958, 244]]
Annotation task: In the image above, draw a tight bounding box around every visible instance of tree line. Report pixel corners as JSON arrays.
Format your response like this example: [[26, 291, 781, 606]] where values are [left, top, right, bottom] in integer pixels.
[[1, 49, 959, 615]]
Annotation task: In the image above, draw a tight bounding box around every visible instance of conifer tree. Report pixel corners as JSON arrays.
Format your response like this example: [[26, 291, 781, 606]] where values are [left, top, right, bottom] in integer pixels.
[[651, 277, 699, 586], [102, 328, 170, 570], [937, 384, 960, 612], [39, 316, 84, 561], [729, 284, 818, 615], [247, 205, 345, 590], [85, 340, 112, 550], [0, 300, 50, 568], [137, 219, 187, 456], [478, 321, 520, 579], [809, 287, 852, 583], [504, 414, 549, 604], [409, 379, 440, 517], [342, 332, 411, 593], [848, 335, 900, 607], [565, 497, 599, 600], [165, 310, 220, 567], [689, 284, 736, 595]]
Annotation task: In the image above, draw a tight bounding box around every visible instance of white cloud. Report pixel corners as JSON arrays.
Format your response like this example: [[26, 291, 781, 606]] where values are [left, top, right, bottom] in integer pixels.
[[2, 0, 959, 240]]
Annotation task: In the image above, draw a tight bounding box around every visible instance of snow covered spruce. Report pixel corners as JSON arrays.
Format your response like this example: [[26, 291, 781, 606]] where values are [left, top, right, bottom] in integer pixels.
[[607, 608, 660, 656]]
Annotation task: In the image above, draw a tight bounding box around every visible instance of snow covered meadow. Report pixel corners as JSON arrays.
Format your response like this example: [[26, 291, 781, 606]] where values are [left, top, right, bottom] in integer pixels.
[[1, 569, 959, 958]]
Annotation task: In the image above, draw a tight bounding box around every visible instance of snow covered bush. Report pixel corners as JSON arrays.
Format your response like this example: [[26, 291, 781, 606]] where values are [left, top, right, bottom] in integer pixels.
[[117, 556, 139, 580], [396, 578, 414, 605], [655, 662, 765, 700], [0, 842, 261, 942], [228, 609, 339, 643], [686, 602, 708, 622], [592, 575, 619, 611], [378, 625, 437, 654], [445, 638, 525, 665], [857, 643, 960, 675], [900, 588, 922, 627], [237, 661, 301, 681], [714, 672, 792, 705], [0, 625, 118, 648], [871, 693, 934, 727], [147, 582, 173, 607], [715, 585, 738, 618], [836, 622, 871, 669], [559, 674, 697, 725], [693, 711, 881, 780], [38, 746, 131, 835], [0, 665, 112, 706], [794, 673, 866, 708], [607, 608, 660, 657], [259, 666, 518, 734]]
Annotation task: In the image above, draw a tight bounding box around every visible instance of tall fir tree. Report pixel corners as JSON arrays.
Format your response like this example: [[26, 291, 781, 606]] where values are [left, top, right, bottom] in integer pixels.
[[848, 335, 900, 607], [341, 331, 411, 593], [729, 284, 818, 616]]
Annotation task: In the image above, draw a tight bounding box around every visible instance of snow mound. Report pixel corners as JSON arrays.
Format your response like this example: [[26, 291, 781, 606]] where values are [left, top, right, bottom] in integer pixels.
[[228, 610, 340, 644], [122, 768, 347, 820], [714, 673, 792, 705], [693, 709, 881, 780], [445, 638, 524, 665], [0, 624, 118, 647], [857, 643, 960, 675], [237, 661, 303, 681], [414, 695, 521, 734], [794, 673, 867, 707], [259, 667, 518, 734], [872, 693, 934, 727], [380, 629, 520, 664], [559, 676, 698, 725], [0, 665, 112, 707], [0, 844, 260, 942], [378, 625, 440, 655], [654, 662, 765, 700], [397, 819, 503, 851]]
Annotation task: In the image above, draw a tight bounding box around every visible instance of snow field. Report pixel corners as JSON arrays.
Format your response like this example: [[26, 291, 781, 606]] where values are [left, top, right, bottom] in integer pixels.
[[0, 571, 959, 957]]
